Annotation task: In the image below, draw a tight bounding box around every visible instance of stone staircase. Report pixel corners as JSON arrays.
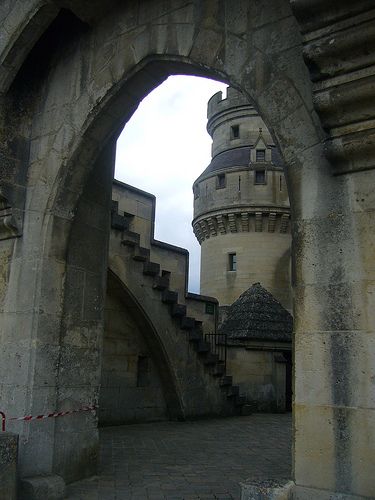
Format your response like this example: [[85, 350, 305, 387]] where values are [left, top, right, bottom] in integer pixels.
[[108, 199, 245, 418]]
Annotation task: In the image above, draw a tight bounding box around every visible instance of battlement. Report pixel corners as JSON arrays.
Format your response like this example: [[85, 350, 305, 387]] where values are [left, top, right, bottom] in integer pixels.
[[207, 87, 253, 122]]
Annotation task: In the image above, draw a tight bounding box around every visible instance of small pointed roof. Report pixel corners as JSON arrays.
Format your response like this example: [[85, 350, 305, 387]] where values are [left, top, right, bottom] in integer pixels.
[[219, 283, 292, 342], [254, 127, 268, 149]]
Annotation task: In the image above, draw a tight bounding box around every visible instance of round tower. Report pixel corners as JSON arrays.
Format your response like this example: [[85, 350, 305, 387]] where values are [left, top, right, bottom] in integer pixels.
[[192, 87, 292, 310]]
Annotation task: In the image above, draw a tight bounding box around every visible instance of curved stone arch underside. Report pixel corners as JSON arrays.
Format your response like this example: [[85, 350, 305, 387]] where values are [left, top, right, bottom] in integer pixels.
[[1, 1, 374, 498], [0, 0, 59, 95], [105, 269, 184, 421]]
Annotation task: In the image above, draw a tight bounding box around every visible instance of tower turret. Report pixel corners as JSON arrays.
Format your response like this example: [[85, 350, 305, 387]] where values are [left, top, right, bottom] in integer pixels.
[[192, 87, 291, 310]]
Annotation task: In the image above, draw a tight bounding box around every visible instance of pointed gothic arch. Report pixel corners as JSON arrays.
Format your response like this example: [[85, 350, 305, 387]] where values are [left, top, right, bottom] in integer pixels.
[[0, 2, 373, 498]]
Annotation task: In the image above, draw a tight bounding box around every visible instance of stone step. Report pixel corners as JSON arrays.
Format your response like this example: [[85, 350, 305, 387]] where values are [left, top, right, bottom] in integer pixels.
[[220, 376, 232, 387], [188, 330, 202, 342], [153, 274, 170, 290], [204, 353, 219, 365], [180, 316, 196, 330], [111, 212, 131, 231], [170, 303, 187, 317], [116, 221, 240, 416], [234, 395, 246, 406], [121, 230, 140, 247], [226, 385, 240, 398], [162, 290, 178, 304], [133, 246, 150, 261], [194, 319, 203, 329], [212, 362, 225, 377], [196, 340, 210, 353], [143, 261, 160, 276], [119, 239, 240, 413], [240, 404, 253, 416]]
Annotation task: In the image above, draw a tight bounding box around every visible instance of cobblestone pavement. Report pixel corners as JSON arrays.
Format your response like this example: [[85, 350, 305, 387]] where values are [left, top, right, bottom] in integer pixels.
[[66, 413, 292, 500]]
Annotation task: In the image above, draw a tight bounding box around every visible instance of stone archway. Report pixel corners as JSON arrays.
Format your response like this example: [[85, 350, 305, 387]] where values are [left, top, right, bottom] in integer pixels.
[[0, 2, 374, 498]]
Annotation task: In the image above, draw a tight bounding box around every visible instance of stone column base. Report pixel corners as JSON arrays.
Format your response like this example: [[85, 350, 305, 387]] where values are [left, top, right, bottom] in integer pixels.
[[19, 474, 66, 500], [240, 478, 294, 500], [293, 485, 370, 499]]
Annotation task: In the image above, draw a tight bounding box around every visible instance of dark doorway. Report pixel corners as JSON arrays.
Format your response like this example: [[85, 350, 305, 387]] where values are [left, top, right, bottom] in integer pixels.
[[284, 350, 292, 412]]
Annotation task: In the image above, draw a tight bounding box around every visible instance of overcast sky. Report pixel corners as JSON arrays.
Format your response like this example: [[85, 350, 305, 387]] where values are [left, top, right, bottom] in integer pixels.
[[115, 75, 227, 293]]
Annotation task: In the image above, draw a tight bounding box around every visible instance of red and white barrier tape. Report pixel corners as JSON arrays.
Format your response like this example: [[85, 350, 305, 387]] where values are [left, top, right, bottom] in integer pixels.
[[0, 405, 97, 432]]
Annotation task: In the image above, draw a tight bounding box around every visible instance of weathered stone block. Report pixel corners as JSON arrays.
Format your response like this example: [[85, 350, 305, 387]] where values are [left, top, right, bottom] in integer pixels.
[[0, 432, 18, 500], [293, 484, 371, 500], [295, 329, 375, 409], [19, 474, 65, 500], [240, 478, 294, 499]]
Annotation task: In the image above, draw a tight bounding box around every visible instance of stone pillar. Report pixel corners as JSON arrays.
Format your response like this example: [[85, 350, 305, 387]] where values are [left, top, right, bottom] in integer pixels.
[[292, 147, 375, 500], [290, 2, 375, 497], [51, 142, 115, 483], [0, 139, 115, 491]]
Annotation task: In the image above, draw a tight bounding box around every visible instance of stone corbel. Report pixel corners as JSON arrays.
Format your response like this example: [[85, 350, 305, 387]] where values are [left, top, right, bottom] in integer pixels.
[[291, 0, 375, 176], [325, 125, 375, 175], [255, 212, 263, 232], [0, 213, 20, 239], [280, 213, 290, 234]]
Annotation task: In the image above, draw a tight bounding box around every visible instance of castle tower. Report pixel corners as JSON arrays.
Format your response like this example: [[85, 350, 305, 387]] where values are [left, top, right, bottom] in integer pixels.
[[192, 87, 292, 310]]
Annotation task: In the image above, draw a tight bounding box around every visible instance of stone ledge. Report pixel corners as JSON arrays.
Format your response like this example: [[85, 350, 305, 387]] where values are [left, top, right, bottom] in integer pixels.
[[240, 478, 294, 500], [293, 485, 371, 500], [19, 474, 66, 500]]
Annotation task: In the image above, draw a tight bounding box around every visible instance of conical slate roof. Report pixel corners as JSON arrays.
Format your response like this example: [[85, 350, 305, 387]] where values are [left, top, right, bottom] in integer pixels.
[[219, 283, 292, 342], [197, 145, 284, 179]]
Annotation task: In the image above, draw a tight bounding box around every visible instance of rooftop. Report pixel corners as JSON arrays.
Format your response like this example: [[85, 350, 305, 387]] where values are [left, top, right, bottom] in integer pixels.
[[219, 283, 293, 342], [196, 146, 284, 181]]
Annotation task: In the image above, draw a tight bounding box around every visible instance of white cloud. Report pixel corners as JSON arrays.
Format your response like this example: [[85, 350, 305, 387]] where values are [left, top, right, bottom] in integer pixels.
[[115, 75, 227, 293]]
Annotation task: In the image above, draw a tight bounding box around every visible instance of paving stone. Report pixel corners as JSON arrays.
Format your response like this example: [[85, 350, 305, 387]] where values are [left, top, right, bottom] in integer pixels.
[[66, 414, 291, 499]]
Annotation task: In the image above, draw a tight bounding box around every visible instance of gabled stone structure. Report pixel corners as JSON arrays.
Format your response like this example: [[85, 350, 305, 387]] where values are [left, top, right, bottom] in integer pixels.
[[220, 283, 293, 342], [219, 283, 292, 412]]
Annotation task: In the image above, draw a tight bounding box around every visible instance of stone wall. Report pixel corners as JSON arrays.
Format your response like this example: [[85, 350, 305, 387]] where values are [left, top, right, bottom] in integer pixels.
[[226, 346, 289, 412], [112, 180, 189, 299], [112, 180, 217, 331], [99, 284, 167, 425], [194, 168, 290, 220], [112, 181, 154, 249], [108, 181, 240, 420], [200, 231, 291, 310]]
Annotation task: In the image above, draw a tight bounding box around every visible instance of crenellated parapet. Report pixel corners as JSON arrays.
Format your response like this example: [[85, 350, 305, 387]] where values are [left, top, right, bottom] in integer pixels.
[[207, 87, 275, 160], [206, 87, 274, 157], [207, 87, 250, 118], [291, 0, 375, 175], [207, 87, 254, 133]]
